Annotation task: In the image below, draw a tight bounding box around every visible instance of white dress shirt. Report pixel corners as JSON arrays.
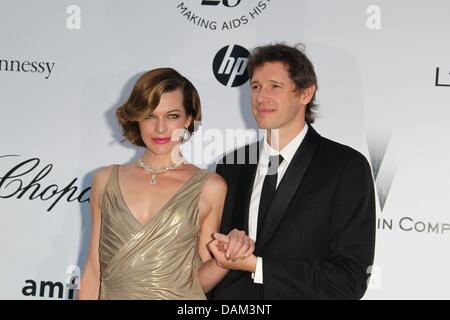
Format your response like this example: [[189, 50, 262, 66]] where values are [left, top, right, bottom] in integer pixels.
[[249, 124, 308, 283]]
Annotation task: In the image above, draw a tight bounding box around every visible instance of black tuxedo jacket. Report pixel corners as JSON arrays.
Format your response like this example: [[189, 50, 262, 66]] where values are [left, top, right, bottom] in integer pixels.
[[212, 125, 376, 299]]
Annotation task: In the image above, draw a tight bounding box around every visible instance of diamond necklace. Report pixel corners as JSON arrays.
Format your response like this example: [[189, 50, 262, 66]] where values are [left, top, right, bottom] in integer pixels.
[[138, 157, 184, 184]]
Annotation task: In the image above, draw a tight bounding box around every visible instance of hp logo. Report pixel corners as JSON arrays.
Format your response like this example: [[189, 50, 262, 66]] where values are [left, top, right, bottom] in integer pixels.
[[212, 44, 250, 87]]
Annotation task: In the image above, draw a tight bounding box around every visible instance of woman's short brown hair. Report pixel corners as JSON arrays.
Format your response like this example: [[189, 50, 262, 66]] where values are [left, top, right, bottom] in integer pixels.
[[116, 68, 202, 147]]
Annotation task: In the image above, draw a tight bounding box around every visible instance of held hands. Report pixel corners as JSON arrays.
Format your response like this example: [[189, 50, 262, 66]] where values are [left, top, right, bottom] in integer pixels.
[[208, 229, 257, 272]]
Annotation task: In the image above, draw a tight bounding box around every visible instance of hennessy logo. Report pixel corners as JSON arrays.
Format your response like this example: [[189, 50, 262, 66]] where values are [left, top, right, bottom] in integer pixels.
[[0, 58, 55, 79]]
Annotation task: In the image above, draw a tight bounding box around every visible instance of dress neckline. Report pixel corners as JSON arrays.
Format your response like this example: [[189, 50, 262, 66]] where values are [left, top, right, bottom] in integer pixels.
[[115, 165, 205, 228]]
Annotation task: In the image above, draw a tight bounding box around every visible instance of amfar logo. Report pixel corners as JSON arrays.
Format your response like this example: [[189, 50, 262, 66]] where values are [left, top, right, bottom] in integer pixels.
[[22, 265, 80, 300], [435, 67, 450, 87], [176, 0, 272, 31], [213, 44, 249, 87]]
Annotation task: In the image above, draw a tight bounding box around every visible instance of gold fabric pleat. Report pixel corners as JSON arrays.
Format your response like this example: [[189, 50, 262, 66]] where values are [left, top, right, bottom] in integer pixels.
[[98, 165, 209, 300]]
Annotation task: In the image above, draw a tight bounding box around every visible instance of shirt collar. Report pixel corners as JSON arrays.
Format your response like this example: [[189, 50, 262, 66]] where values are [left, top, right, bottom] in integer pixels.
[[261, 124, 309, 165]]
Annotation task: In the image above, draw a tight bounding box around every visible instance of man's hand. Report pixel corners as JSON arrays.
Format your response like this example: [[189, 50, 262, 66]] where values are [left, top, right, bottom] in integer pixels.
[[208, 236, 257, 273], [215, 229, 255, 261]]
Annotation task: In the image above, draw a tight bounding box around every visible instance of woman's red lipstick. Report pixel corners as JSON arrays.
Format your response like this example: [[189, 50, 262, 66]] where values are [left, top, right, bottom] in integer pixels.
[[152, 137, 171, 144]]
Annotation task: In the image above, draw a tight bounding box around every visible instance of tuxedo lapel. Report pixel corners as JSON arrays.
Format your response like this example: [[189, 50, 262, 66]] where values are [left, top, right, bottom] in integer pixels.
[[255, 125, 322, 253]]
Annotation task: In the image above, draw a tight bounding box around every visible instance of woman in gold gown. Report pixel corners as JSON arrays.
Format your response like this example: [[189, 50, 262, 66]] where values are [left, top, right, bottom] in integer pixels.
[[78, 68, 254, 299]]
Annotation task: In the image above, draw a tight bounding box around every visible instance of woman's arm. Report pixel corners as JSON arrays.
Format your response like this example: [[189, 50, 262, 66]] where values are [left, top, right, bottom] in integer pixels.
[[77, 166, 112, 300], [196, 173, 231, 293]]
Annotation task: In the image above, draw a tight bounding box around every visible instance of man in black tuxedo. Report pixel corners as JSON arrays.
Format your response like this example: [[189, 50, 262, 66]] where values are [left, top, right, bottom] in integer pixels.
[[209, 43, 376, 299]]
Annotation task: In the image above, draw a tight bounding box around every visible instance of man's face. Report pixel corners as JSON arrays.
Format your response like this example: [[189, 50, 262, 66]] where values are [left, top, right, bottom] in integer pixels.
[[250, 62, 310, 135]]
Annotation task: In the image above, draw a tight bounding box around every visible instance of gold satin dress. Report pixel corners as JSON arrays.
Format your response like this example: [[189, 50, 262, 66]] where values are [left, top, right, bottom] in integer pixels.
[[98, 165, 210, 300]]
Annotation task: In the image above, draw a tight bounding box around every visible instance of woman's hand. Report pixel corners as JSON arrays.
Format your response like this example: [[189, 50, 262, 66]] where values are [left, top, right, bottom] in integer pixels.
[[208, 232, 256, 272]]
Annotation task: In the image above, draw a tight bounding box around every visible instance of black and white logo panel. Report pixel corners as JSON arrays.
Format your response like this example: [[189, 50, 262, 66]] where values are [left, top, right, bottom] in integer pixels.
[[212, 44, 249, 87]]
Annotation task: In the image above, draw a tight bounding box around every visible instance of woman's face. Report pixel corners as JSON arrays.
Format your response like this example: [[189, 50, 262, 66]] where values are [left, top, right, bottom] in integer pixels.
[[138, 89, 191, 156]]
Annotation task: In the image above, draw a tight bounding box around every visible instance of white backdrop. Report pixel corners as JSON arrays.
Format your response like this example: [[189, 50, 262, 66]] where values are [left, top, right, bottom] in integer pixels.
[[1, 0, 449, 299]]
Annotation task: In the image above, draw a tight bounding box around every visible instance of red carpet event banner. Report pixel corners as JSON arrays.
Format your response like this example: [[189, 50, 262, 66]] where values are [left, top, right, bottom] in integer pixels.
[[1, 0, 449, 299]]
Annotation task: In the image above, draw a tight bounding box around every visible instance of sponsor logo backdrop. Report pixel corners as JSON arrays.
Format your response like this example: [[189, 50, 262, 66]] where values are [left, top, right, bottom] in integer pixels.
[[1, 0, 449, 299]]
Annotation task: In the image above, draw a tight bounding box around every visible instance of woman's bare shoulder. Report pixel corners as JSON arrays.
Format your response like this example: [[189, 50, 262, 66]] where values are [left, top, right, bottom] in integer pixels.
[[90, 164, 119, 197], [205, 171, 226, 187], [201, 171, 227, 199], [184, 164, 227, 188], [92, 164, 115, 184]]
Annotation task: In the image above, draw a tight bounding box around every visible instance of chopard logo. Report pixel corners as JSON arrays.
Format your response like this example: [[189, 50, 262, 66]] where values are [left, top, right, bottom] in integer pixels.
[[175, 0, 272, 31], [0, 155, 90, 212]]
